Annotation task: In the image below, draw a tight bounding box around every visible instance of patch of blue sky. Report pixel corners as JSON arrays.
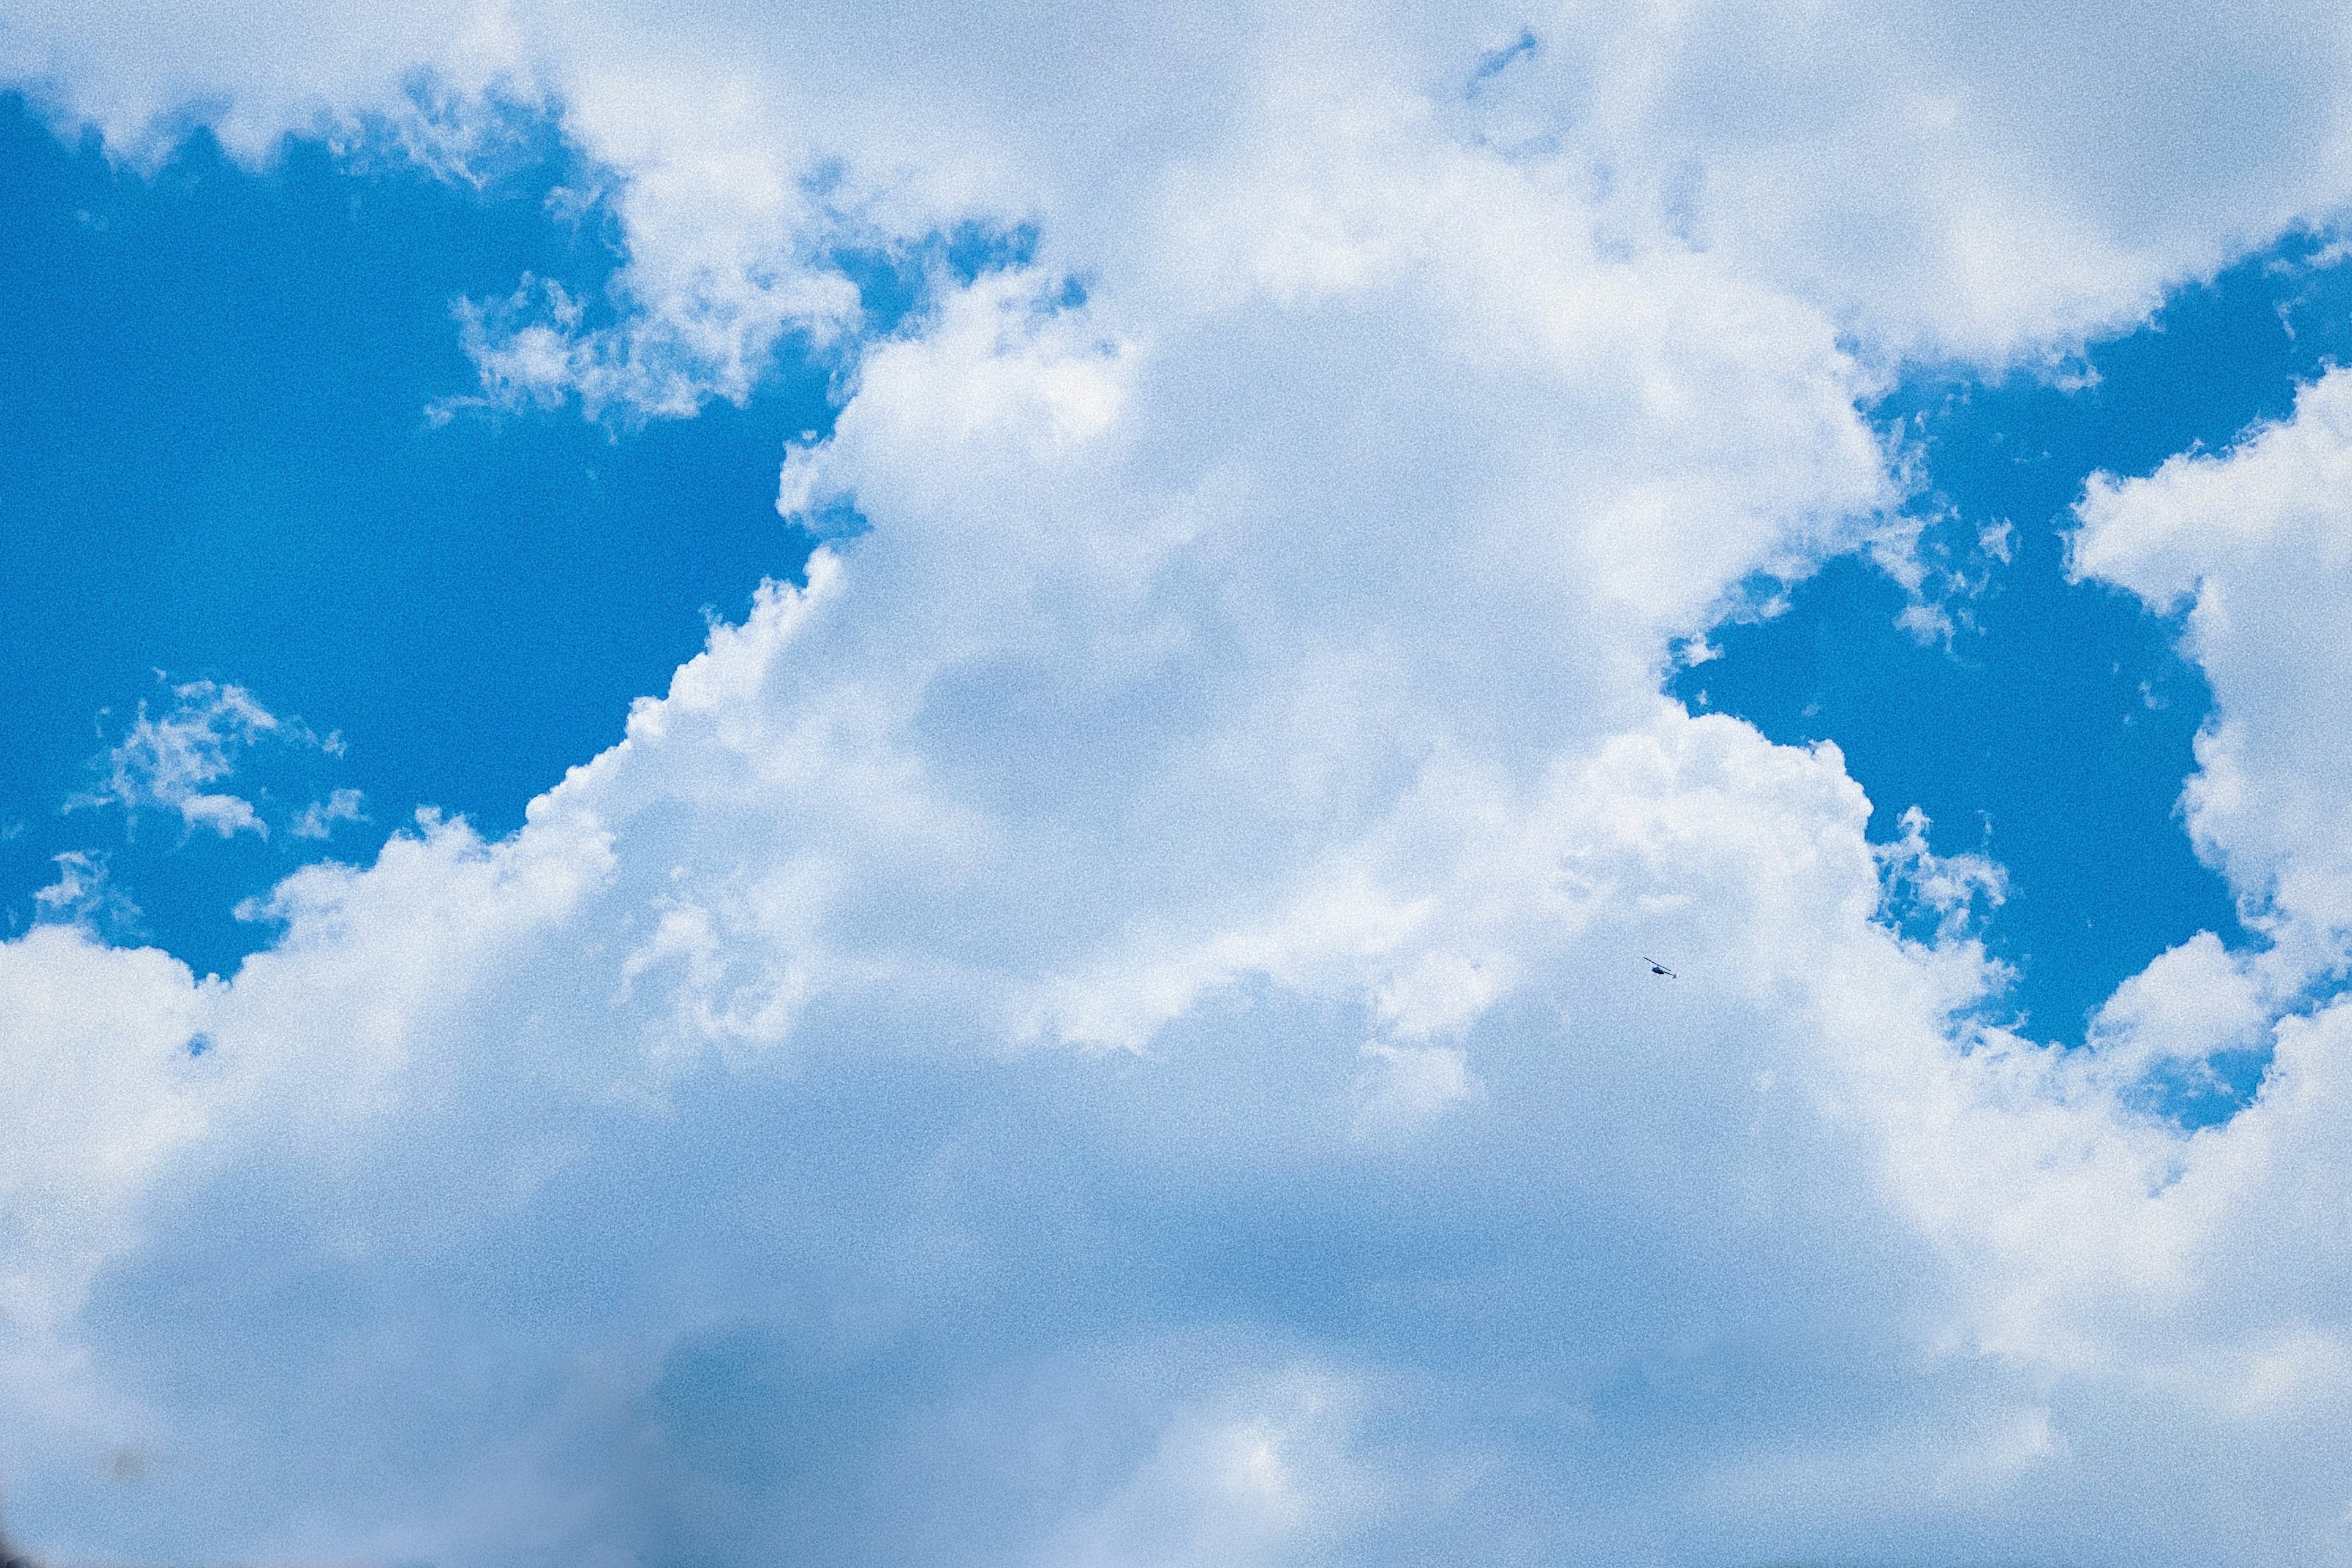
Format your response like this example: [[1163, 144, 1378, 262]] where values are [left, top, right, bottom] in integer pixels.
[[0, 99, 1040, 980], [1679, 232, 2352, 1088]]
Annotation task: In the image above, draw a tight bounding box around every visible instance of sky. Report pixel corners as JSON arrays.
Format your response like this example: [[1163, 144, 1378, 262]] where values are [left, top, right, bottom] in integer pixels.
[[8, 4, 2352, 1566], [1688, 235, 2352, 1061]]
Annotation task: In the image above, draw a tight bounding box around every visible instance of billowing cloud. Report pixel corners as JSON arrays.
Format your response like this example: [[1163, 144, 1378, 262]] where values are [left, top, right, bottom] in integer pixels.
[[4, 2, 2352, 1565], [2078, 366, 2352, 968]]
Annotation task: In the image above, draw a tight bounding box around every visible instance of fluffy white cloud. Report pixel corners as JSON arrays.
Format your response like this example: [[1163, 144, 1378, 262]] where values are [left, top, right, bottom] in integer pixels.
[[2078, 368, 2352, 965], [1469, 0, 2352, 363], [13, 0, 2352, 412], [7, 3, 2352, 1565], [0, 928, 211, 1450]]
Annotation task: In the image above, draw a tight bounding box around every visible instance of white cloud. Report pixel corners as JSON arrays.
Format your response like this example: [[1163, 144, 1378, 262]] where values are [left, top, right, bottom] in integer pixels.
[[2076, 368, 2352, 964], [289, 788, 367, 842], [1352, 1040, 1480, 1137], [29, 850, 135, 933], [10, 0, 2351, 417], [81, 679, 277, 840], [1033, 1368, 1369, 1568], [8, 4, 2352, 1565], [0, 928, 213, 1442], [1878, 804, 2008, 946], [76, 679, 352, 845]]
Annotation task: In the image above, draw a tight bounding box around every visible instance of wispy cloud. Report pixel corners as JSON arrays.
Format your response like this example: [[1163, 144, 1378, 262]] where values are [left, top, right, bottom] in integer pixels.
[[29, 850, 138, 935], [290, 788, 367, 842], [75, 678, 337, 842]]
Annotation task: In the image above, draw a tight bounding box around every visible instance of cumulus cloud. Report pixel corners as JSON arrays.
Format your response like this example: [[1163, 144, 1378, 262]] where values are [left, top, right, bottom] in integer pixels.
[[7, 3, 2352, 1566], [11, 0, 2352, 417], [2077, 367, 2352, 967], [1031, 1367, 1371, 1568], [0, 929, 211, 1448]]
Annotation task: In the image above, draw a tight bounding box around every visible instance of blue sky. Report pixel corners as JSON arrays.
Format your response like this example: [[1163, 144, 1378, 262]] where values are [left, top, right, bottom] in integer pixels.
[[1688, 236, 2352, 1055], [0, 94, 825, 975], [11, 8, 2352, 1567]]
